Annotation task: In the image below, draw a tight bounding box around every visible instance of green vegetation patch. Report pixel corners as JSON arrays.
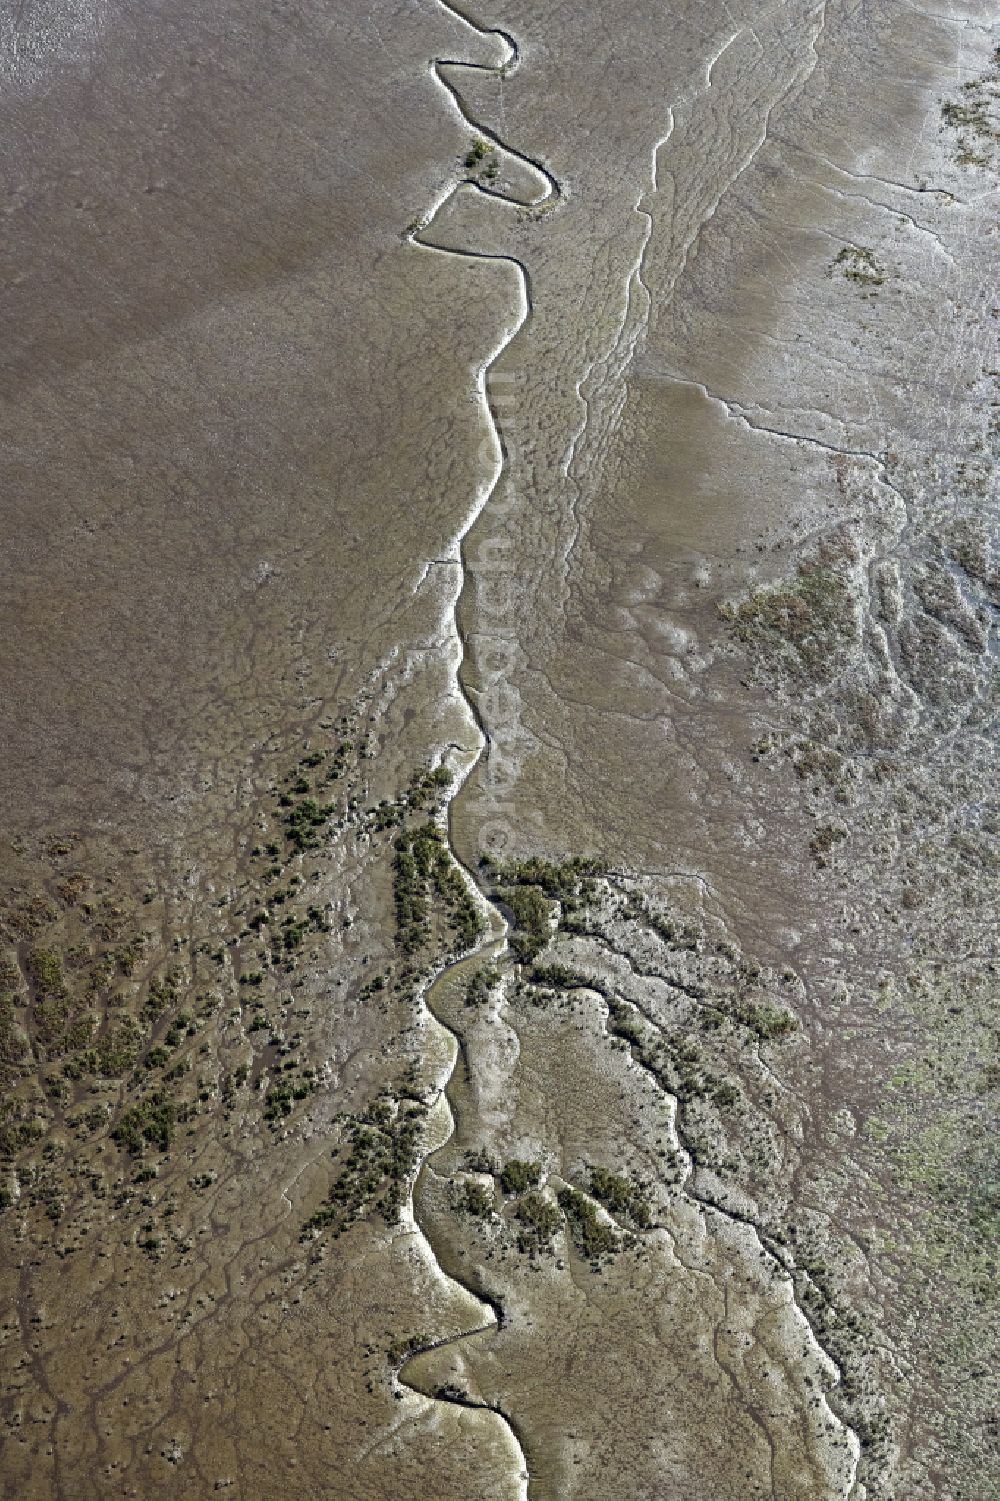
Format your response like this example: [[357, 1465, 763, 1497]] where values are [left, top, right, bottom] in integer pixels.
[[464, 137, 498, 177], [27, 947, 65, 997], [482, 854, 602, 961], [832, 244, 885, 287], [301, 1094, 427, 1237], [393, 822, 482, 956], [557, 1186, 620, 1262], [734, 998, 798, 1041], [487, 855, 601, 900], [112, 1090, 180, 1155], [500, 1157, 541, 1195], [588, 1166, 652, 1228], [263, 1070, 315, 1124], [720, 559, 856, 684], [464, 964, 501, 1008], [387, 1330, 431, 1368], [460, 1179, 495, 1217], [941, 47, 1000, 169], [809, 823, 848, 867], [498, 884, 553, 962], [0, 994, 28, 1072], [282, 796, 335, 854], [515, 1189, 562, 1255]]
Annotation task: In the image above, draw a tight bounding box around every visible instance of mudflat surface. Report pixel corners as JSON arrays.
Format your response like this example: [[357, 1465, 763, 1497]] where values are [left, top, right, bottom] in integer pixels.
[[1, 4, 996, 1500]]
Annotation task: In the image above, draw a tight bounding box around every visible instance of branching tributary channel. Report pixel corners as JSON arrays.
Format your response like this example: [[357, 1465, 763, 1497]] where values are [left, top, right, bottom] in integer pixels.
[[396, 6, 862, 1499], [395, 4, 559, 1494]]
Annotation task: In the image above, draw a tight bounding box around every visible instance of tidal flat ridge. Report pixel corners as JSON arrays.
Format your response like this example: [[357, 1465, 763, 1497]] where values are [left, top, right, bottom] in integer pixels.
[[0, 3, 996, 1499]]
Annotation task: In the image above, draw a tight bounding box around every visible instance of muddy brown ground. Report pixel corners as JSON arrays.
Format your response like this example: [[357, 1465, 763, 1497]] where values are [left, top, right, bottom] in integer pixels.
[[1, 3, 996, 1499]]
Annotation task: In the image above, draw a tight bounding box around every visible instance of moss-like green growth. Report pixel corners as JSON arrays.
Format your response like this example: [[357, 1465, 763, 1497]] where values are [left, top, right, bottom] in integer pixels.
[[941, 49, 1000, 170], [809, 823, 848, 866], [606, 996, 646, 1048], [387, 1330, 431, 1367], [486, 855, 601, 900], [482, 855, 601, 962], [464, 1146, 498, 1174], [27, 947, 64, 997], [0, 1110, 44, 1157], [65, 1018, 141, 1081], [464, 964, 501, 1007], [144, 969, 181, 1020], [263, 1071, 314, 1124], [464, 137, 495, 171], [283, 796, 335, 854], [393, 824, 440, 953], [393, 822, 483, 956], [734, 998, 798, 1041], [0, 994, 28, 1072]]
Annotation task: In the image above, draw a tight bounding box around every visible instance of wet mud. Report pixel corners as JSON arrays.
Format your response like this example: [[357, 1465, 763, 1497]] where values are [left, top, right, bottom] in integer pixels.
[[1, 2, 996, 1499]]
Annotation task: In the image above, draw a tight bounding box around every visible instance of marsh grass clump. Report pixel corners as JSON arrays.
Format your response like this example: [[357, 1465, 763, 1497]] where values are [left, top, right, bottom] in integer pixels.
[[630, 900, 700, 952], [460, 1179, 495, 1217], [271, 904, 330, 964], [529, 960, 588, 991], [729, 995, 798, 1042], [486, 855, 601, 900], [941, 48, 1000, 169], [405, 764, 453, 809], [301, 1094, 427, 1237], [369, 765, 452, 832], [720, 558, 856, 684], [393, 821, 483, 956], [607, 996, 646, 1049], [0, 994, 28, 1073], [498, 884, 553, 962], [464, 1146, 498, 1175], [282, 796, 335, 854], [0, 719, 372, 1228], [832, 244, 886, 287], [67, 1018, 142, 1080], [809, 823, 848, 867], [500, 1158, 541, 1195], [263, 1070, 315, 1124], [464, 137, 496, 172], [515, 1188, 562, 1255], [393, 824, 441, 951], [387, 1330, 431, 1367], [144, 968, 182, 1021], [0, 1109, 44, 1156], [482, 855, 602, 962], [112, 1090, 180, 1155], [588, 1166, 652, 1228], [27, 947, 64, 997], [464, 964, 501, 1007], [22, 943, 99, 1056], [0, 727, 472, 1250], [557, 1186, 620, 1262]]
